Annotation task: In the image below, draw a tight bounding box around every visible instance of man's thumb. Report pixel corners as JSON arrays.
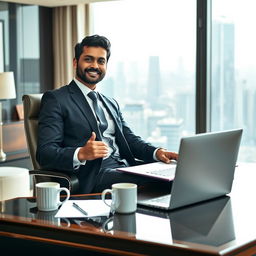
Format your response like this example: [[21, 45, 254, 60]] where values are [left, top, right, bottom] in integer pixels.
[[89, 132, 96, 141]]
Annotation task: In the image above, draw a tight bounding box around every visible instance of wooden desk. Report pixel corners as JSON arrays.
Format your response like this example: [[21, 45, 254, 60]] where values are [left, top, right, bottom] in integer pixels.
[[0, 163, 256, 255]]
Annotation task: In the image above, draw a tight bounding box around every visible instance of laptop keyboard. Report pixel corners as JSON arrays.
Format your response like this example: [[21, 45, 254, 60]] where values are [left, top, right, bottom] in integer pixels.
[[145, 166, 176, 178], [148, 194, 171, 204], [139, 194, 171, 208]]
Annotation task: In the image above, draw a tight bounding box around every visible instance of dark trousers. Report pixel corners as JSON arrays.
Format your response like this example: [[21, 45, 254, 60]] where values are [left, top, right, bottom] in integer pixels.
[[92, 156, 157, 192]]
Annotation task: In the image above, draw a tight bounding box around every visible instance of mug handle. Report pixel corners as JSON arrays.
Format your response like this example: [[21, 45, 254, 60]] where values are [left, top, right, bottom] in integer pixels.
[[101, 189, 113, 208], [59, 218, 71, 227], [57, 187, 70, 206], [102, 216, 114, 233]]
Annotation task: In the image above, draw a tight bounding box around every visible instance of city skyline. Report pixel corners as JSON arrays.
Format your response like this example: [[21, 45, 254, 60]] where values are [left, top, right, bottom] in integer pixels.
[[13, 0, 256, 162]]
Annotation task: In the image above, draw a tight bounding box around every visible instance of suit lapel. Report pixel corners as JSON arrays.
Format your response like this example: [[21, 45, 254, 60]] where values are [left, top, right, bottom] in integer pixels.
[[99, 93, 136, 165], [68, 81, 102, 139], [98, 93, 122, 130]]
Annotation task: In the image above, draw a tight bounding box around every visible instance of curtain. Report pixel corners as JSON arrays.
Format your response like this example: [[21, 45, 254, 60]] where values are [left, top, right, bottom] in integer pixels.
[[52, 5, 90, 89]]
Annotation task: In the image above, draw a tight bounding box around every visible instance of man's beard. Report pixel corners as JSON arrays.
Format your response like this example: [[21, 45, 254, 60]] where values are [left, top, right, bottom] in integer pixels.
[[76, 67, 105, 85]]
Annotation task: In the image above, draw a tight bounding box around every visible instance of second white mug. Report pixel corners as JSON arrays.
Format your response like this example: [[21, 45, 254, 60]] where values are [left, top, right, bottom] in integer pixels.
[[101, 183, 137, 214], [36, 182, 70, 211]]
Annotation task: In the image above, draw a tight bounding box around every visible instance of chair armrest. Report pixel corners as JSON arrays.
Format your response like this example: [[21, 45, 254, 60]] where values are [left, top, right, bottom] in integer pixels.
[[29, 170, 79, 195], [135, 159, 145, 165]]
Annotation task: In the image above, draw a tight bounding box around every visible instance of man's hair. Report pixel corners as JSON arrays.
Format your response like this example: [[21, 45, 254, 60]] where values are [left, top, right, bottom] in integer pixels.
[[74, 34, 111, 61]]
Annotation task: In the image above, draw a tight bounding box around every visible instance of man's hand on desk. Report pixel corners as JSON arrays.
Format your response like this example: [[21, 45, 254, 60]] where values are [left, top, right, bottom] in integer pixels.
[[78, 132, 109, 161], [156, 148, 178, 164]]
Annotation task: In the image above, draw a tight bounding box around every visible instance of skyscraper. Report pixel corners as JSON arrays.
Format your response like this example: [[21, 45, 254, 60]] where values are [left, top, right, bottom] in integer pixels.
[[211, 18, 235, 130], [147, 56, 161, 110], [122, 103, 146, 138], [157, 118, 183, 152]]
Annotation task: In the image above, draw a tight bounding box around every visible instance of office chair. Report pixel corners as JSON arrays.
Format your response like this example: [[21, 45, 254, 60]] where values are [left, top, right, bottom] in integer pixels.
[[22, 94, 79, 194]]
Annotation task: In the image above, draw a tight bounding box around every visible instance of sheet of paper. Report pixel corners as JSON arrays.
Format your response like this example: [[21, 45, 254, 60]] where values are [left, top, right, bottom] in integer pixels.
[[55, 199, 111, 218]]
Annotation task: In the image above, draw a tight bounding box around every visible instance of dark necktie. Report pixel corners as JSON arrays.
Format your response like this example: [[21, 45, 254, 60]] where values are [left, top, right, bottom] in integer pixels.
[[88, 91, 108, 134], [88, 91, 117, 156]]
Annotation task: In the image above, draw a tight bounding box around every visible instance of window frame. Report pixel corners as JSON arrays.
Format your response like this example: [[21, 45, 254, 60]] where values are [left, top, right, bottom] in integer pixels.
[[196, 0, 212, 134]]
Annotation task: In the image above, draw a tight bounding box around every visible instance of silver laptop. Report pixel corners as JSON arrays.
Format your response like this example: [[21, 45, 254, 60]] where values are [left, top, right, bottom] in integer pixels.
[[137, 129, 243, 210]]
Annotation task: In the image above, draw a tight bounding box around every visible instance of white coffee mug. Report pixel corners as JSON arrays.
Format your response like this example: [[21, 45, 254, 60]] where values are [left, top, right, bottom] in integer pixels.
[[101, 183, 137, 214], [36, 182, 70, 211]]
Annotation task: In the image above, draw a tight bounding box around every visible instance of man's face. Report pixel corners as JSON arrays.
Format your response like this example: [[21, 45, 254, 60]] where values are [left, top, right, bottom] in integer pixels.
[[74, 46, 107, 89]]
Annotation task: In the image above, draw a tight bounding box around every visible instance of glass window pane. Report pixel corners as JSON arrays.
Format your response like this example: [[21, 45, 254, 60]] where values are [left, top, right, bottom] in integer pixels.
[[211, 0, 256, 162], [18, 5, 40, 99], [91, 0, 196, 152]]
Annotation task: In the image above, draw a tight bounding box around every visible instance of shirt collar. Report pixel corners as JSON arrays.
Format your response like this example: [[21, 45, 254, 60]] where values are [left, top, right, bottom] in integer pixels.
[[73, 77, 97, 97]]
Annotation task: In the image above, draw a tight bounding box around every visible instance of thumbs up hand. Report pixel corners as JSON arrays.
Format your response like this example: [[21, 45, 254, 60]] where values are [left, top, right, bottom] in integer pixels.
[[88, 131, 97, 142], [78, 132, 108, 161]]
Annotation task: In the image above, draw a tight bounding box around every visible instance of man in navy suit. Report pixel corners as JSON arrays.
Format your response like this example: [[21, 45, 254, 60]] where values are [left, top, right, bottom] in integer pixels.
[[36, 35, 178, 193]]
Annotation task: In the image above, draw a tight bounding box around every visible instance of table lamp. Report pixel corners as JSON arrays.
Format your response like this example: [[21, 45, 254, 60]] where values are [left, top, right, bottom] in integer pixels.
[[0, 72, 16, 161]]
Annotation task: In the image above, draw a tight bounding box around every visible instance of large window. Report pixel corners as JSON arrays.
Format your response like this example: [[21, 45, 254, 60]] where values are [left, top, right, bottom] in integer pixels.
[[91, 0, 196, 152], [210, 0, 256, 162], [18, 5, 40, 99], [0, 3, 40, 121]]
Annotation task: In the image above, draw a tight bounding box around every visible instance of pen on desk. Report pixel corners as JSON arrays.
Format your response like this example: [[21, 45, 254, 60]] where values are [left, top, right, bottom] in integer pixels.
[[72, 202, 88, 216]]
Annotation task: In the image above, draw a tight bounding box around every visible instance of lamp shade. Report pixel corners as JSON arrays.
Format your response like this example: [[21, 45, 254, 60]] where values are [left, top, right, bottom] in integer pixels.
[[0, 72, 16, 100]]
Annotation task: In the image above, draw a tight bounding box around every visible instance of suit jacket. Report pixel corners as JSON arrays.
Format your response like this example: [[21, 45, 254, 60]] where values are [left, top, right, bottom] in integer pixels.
[[36, 80, 157, 193]]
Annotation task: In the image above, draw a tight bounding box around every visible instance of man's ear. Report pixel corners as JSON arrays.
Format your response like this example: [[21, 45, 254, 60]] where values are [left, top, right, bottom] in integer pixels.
[[73, 58, 78, 69]]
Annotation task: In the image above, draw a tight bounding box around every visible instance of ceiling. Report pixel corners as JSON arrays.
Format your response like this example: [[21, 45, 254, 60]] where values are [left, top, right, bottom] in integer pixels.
[[0, 0, 114, 7]]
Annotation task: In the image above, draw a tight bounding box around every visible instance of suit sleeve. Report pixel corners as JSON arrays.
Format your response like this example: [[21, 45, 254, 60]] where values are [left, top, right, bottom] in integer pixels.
[[36, 91, 76, 171]]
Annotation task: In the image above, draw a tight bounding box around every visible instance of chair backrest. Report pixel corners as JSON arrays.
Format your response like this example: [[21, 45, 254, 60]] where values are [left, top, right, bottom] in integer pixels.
[[22, 94, 43, 170], [22, 94, 80, 194]]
